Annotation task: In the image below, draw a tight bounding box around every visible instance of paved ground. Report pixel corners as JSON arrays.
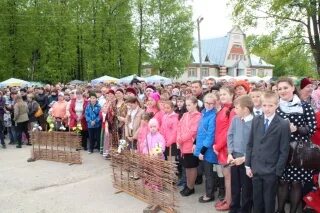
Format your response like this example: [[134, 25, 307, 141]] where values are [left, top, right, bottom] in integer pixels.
[[0, 144, 217, 213]]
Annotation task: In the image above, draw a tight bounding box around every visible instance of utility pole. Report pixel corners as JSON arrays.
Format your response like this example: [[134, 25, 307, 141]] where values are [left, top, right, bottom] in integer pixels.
[[197, 16, 204, 79]]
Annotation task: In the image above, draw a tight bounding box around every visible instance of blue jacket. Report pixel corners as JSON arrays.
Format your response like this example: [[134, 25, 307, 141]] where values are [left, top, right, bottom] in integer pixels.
[[85, 103, 101, 128], [194, 108, 217, 164]]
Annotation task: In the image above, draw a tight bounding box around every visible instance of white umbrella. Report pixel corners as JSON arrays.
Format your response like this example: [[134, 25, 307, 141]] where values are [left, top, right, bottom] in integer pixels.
[[235, 75, 249, 81], [262, 76, 272, 82], [91, 75, 118, 85], [117, 75, 145, 84], [145, 75, 172, 85], [248, 76, 263, 82], [0, 78, 30, 87], [217, 75, 234, 81]]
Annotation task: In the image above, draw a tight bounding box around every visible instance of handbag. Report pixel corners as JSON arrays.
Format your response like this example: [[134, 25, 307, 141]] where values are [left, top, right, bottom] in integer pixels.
[[34, 106, 43, 118], [289, 140, 320, 170]]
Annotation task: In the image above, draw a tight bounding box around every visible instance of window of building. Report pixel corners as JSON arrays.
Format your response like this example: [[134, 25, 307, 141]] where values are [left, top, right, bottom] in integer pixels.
[[251, 69, 256, 76], [188, 68, 197, 77], [201, 67, 209, 77]]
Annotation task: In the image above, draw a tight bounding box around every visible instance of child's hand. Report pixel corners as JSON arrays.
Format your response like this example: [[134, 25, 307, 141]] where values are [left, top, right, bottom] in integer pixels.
[[213, 146, 218, 155], [227, 154, 234, 164], [192, 145, 196, 153], [233, 157, 245, 165], [198, 153, 204, 161], [289, 123, 297, 133], [246, 167, 253, 178]]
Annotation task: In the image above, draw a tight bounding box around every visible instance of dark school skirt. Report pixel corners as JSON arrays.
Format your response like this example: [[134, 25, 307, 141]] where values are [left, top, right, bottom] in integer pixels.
[[182, 153, 199, 168]]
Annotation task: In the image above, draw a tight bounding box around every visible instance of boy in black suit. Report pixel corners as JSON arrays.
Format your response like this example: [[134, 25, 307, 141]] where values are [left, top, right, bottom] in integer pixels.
[[245, 91, 290, 213]]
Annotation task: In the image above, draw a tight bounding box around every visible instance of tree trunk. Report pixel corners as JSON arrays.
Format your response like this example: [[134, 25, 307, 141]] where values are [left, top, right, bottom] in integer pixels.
[[137, 1, 143, 77]]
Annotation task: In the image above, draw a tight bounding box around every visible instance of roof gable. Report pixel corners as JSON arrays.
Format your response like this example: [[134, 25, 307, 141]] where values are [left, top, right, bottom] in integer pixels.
[[198, 35, 229, 65]]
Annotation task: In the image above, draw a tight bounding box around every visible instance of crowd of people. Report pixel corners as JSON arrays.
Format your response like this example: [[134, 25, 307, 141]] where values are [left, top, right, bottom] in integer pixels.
[[0, 76, 320, 213]]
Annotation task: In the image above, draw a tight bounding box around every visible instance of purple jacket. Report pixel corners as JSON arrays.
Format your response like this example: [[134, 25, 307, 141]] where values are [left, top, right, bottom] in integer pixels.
[[142, 132, 166, 156]]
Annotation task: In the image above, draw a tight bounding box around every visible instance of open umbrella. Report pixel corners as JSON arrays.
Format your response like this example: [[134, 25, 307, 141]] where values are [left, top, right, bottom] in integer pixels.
[[0, 78, 30, 88], [145, 75, 172, 85], [91, 75, 118, 85], [69, 80, 85, 85], [117, 75, 145, 84]]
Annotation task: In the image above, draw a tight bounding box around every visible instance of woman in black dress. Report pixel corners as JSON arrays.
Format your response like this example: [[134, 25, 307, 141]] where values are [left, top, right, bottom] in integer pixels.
[[276, 77, 316, 213]]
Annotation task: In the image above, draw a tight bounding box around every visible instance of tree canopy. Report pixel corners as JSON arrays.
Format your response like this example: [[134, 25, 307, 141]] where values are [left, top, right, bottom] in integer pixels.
[[229, 0, 320, 76], [0, 0, 194, 83], [247, 34, 316, 77]]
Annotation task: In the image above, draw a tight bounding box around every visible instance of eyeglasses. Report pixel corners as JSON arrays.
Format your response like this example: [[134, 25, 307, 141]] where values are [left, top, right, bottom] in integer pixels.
[[205, 102, 215, 105]]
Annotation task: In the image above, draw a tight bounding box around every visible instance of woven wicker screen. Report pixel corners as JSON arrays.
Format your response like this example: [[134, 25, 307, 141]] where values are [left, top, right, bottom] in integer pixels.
[[110, 150, 178, 213], [30, 131, 82, 164]]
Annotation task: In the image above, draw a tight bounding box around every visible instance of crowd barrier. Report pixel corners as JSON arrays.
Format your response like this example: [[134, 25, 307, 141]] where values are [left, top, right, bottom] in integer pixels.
[[30, 131, 82, 164], [110, 150, 178, 213]]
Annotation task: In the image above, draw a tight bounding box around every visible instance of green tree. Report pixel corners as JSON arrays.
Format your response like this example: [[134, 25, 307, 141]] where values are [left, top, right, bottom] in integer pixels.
[[229, 0, 320, 76], [149, 0, 194, 77], [247, 34, 316, 77]]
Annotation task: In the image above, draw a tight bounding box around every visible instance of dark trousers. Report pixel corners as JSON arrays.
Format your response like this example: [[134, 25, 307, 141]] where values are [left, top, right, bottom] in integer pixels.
[[81, 130, 88, 150], [0, 117, 4, 145], [88, 127, 101, 152], [252, 174, 278, 213], [7, 126, 16, 143], [203, 160, 215, 198], [16, 121, 30, 146], [230, 164, 253, 213]]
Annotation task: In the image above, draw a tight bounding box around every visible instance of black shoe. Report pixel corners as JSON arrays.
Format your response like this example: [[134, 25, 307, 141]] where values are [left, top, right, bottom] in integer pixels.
[[180, 186, 195, 197], [9, 142, 15, 145], [198, 195, 214, 203], [16, 145, 22, 148], [2, 144, 6, 149], [26, 143, 32, 146], [27, 158, 35, 162], [195, 175, 203, 185]]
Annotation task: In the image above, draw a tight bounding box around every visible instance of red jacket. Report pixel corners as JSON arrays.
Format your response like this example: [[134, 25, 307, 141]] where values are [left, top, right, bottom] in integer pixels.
[[311, 112, 320, 146], [177, 111, 201, 154], [160, 112, 179, 147], [214, 104, 235, 164], [69, 98, 88, 130]]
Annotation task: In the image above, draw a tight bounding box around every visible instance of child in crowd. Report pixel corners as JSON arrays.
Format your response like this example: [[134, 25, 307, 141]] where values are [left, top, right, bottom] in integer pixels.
[[227, 95, 254, 213], [175, 96, 187, 120], [125, 96, 144, 152], [160, 101, 179, 161], [249, 88, 262, 116], [175, 96, 187, 187], [245, 91, 290, 213], [194, 92, 218, 203], [142, 118, 166, 191], [135, 112, 154, 154], [85, 93, 101, 154], [146, 92, 164, 127], [142, 118, 166, 158], [177, 96, 201, 196], [213, 86, 236, 211]]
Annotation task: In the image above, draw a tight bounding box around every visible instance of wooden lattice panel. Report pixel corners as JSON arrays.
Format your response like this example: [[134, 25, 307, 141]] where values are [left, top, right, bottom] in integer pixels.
[[110, 150, 178, 213], [30, 131, 82, 164]]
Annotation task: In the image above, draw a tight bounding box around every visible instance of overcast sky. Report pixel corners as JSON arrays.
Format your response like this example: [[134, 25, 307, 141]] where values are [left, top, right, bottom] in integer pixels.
[[190, 0, 234, 39], [190, 0, 267, 39]]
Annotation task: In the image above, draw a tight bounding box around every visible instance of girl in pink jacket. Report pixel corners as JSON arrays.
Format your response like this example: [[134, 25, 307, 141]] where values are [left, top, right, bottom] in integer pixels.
[[177, 96, 201, 196], [134, 112, 154, 154], [146, 92, 164, 127], [142, 118, 166, 158], [160, 101, 179, 161]]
